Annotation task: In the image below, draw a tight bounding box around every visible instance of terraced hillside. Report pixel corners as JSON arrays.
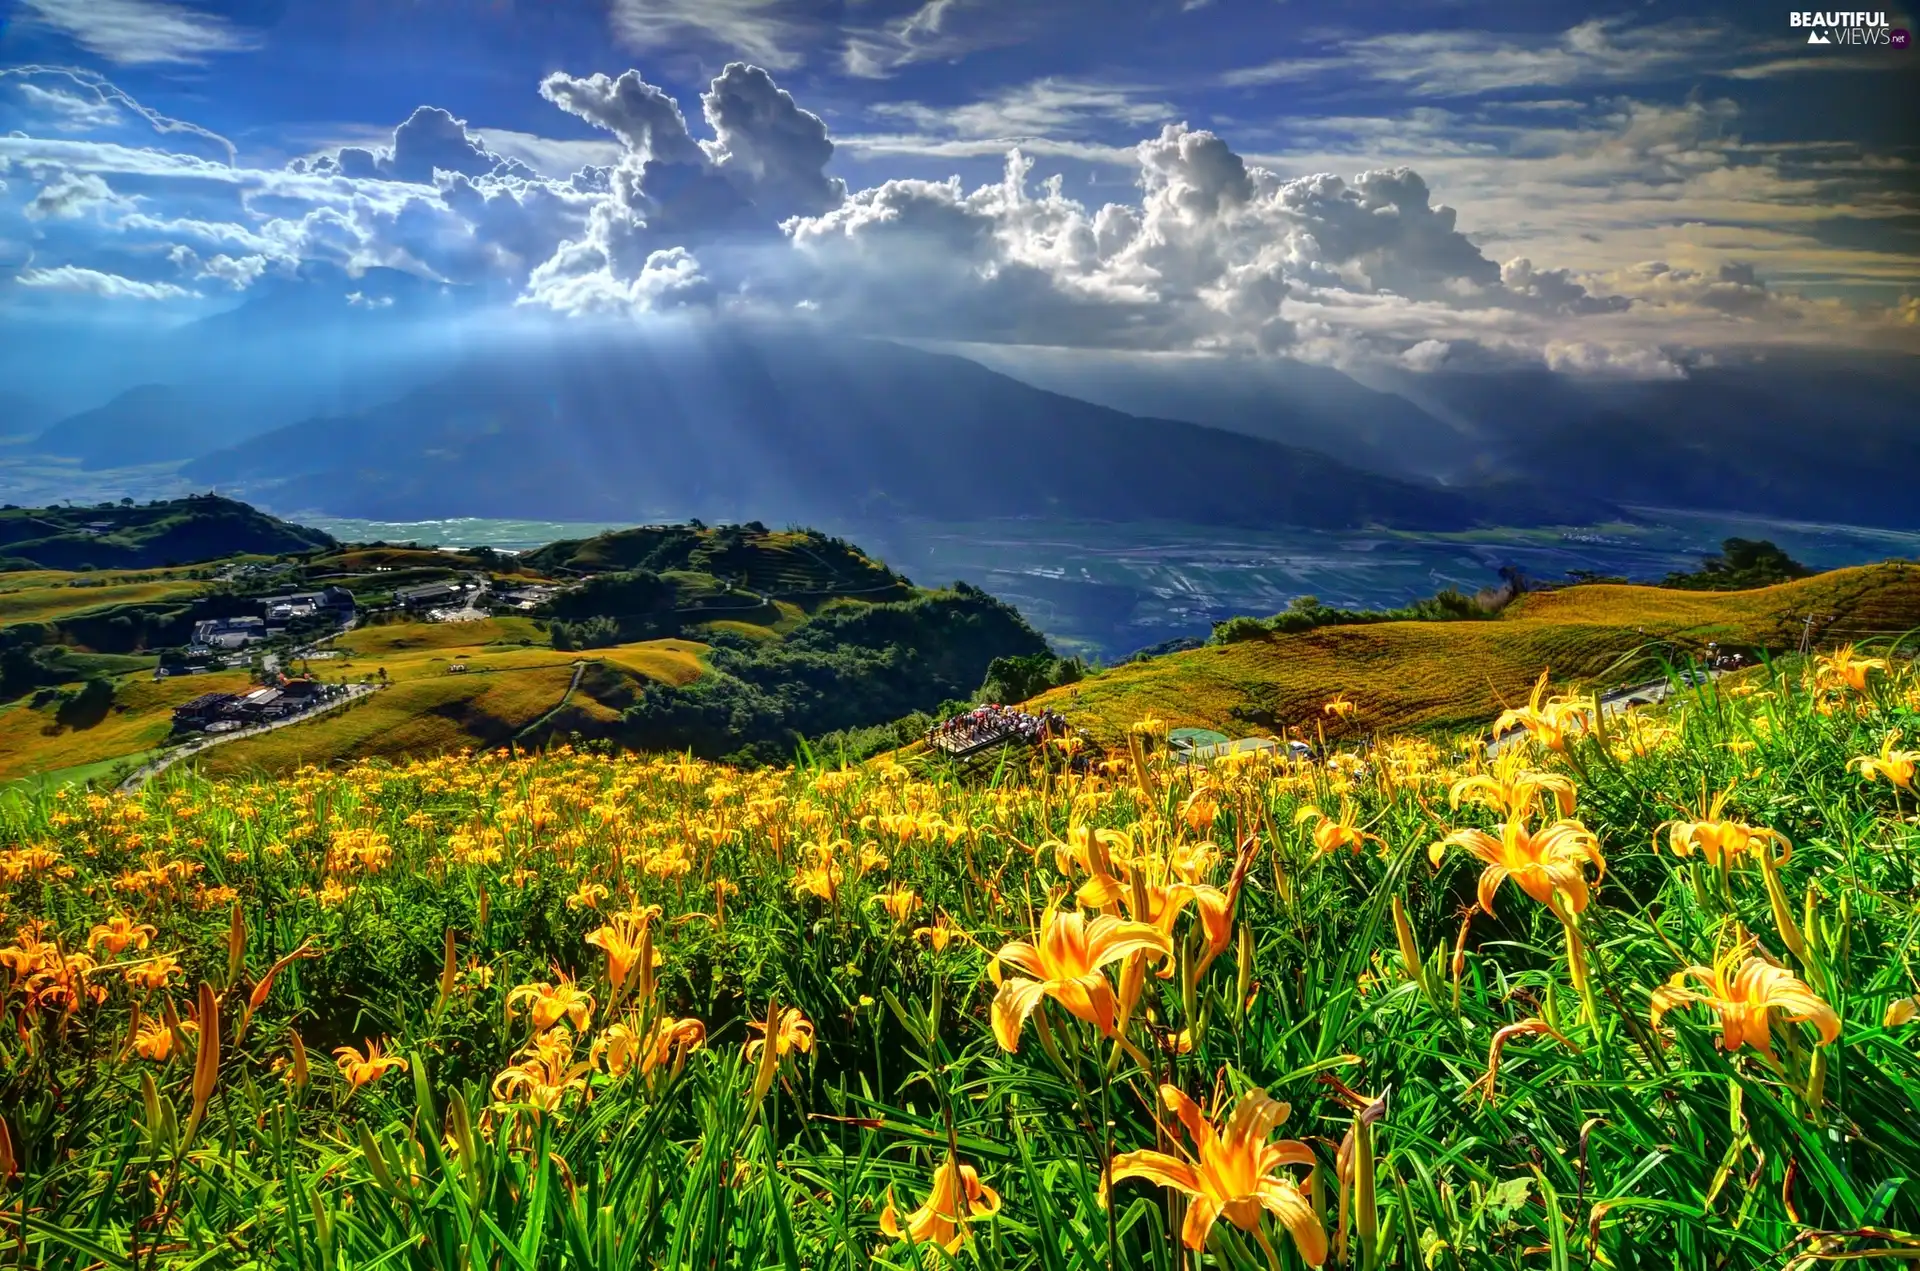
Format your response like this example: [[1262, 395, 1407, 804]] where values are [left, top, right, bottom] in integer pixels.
[[1036, 561, 1920, 746]]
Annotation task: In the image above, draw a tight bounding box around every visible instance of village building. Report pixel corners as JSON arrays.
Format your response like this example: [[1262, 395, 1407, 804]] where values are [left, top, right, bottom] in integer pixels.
[[172, 692, 239, 730], [394, 580, 467, 610]]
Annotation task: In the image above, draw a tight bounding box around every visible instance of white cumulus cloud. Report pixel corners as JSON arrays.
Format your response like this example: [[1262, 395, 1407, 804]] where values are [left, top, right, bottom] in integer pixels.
[[16, 0, 257, 66], [16, 264, 198, 300]]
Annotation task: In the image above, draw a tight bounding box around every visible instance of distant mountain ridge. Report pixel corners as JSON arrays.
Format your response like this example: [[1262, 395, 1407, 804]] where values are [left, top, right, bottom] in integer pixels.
[[0, 494, 337, 571], [187, 332, 1595, 531], [983, 347, 1920, 529]]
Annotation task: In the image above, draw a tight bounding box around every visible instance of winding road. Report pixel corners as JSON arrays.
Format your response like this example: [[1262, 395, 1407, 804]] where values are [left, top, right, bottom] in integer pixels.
[[117, 683, 383, 793], [1485, 669, 1724, 757]]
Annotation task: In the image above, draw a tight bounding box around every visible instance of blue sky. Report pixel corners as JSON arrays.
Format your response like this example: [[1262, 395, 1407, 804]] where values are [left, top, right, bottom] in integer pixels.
[[1, 0, 1916, 377]]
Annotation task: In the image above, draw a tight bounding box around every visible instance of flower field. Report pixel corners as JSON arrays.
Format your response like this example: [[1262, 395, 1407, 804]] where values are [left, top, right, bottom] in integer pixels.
[[3, 648, 1918, 1269]]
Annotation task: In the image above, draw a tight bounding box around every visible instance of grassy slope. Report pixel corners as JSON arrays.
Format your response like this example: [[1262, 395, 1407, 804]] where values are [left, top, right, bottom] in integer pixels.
[[328, 616, 548, 658], [193, 667, 582, 777], [0, 670, 255, 781], [1038, 562, 1920, 746], [196, 637, 708, 776], [0, 574, 207, 625]]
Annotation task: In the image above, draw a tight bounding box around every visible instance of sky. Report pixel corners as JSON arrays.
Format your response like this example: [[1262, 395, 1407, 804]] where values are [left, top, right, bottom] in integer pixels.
[[1, 0, 1917, 378]]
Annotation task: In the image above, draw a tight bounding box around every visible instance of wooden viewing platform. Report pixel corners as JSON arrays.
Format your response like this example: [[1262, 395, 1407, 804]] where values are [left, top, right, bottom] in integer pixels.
[[928, 721, 1030, 760]]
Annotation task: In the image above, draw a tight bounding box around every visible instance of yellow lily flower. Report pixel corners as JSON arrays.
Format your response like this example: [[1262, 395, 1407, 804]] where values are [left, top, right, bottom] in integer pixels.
[[1851, 730, 1917, 792], [598, 1015, 706, 1079], [1428, 816, 1604, 917], [491, 1027, 593, 1113], [879, 1156, 1002, 1253], [564, 881, 609, 911], [744, 1003, 815, 1066], [133, 1016, 191, 1061], [333, 1038, 409, 1090], [988, 906, 1171, 1051], [1109, 1084, 1325, 1264], [914, 911, 961, 953], [871, 883, 922, 925], [1493, 671, 1593, 752], [1449, 750, 1576, 822], [1650, 944, 1840, 1057], [1323, 697, 1357, 722], [506, 975, 596, 1034], [1657, 790, 1791, 868], [745, 1000, 814, 1104]]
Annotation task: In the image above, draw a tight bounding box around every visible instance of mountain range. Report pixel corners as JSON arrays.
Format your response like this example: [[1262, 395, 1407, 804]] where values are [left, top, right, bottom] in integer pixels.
[[183, 331, 1544, 530], [7, 266, 1917, 531]]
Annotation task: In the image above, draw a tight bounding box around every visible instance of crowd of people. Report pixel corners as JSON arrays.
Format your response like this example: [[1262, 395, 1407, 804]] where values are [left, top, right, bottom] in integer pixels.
[[927, 704, 1069, 753]]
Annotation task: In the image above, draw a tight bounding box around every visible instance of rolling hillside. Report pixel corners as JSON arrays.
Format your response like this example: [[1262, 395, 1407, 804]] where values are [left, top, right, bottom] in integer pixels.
[[0, 569, 209, 626], [195, 634, 710, 777], [1034, 562, 1920, 746], [0, 670, 257, 783]]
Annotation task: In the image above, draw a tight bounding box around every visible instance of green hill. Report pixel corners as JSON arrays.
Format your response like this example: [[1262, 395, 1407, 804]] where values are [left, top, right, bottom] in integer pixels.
[[524, 521, 912, 603], [1034, 562, 1920, 747], [0, 494, 335, 571]]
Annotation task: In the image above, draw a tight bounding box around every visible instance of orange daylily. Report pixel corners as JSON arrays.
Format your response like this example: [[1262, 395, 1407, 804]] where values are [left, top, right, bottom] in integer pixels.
[[333, 1038, 409, 1089], [1469, 1017, 1576, 1102], [87, 914, 156, 956], [1815, 644, 1886, 695], [744, 1003, 815, 1066], [133, 1016, 191, 1061], [585, 908, 662, 1000], [1063, 831, 1234, 963], [988, 906, 1171, 1051], [492, 1027, 593, 1113], [123, 953, 184, 992], [879, 1156, 1002, 1253], [745, 1000, 814, 1103], [1294, 800, 1384, 859], [1650, 944, 1840, 1057], [1428, 816, 1605, 917], [1110, 1084, 1325, 1264], [915, 912, 961, 953], [597, 1015, 706, 1079], [565, 881, 609, 911]]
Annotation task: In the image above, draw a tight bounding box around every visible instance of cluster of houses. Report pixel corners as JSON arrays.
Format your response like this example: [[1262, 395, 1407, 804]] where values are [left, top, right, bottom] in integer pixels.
[[388, 577, 559, 619], [184, 587, 356, 659], [171, 678, 339, 734]]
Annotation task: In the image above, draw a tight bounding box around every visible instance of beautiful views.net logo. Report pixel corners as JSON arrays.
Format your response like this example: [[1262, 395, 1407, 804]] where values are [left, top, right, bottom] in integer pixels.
[[1788, 11, 1907, 45]]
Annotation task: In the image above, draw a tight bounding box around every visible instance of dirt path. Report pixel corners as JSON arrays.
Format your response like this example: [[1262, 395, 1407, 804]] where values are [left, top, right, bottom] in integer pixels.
[[514, 660, 589, 744]]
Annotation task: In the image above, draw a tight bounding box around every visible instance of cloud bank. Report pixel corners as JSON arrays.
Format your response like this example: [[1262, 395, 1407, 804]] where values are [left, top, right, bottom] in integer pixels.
[[2, 60, 1913, 377]]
